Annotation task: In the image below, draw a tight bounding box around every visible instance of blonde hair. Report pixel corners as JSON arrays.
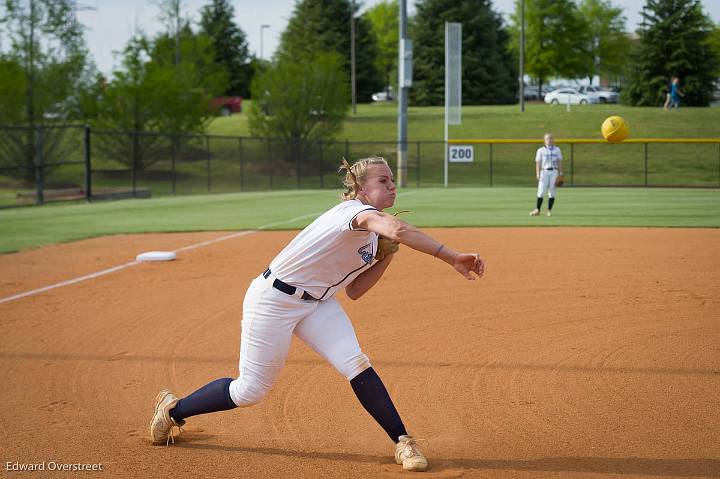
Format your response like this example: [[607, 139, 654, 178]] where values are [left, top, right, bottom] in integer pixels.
[[338, 156, 389, 200]]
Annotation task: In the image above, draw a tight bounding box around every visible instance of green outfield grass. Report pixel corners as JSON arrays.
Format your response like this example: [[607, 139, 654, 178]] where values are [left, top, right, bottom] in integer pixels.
[[210, 101, 720, 140], [155, 102, 720, 192], [1, 187, 718, 254]]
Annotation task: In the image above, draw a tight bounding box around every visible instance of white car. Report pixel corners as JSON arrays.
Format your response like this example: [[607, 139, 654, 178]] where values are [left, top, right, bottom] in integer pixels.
[[577, 85, 619, 103], [544, 88, 598, 105], [371, 87, 395, 102]]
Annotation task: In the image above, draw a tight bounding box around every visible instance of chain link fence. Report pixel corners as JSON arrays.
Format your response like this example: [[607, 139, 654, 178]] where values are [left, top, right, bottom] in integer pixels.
[[1, 125, 718, 207]]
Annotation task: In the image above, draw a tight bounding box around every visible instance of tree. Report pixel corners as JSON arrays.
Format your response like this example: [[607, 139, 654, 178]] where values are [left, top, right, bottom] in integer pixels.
[[199, 0, 252, 97], [708, 22, 720, 77], [150, 23, 229, 108], [365, 0, 398, 95], [90, 0, 233, 172], [92, 36, 170, 171], [151, 0, 186, 65], [0, 58, 28, 125], [578, 0, 631, 84], [412, 0, 517, 105], [0, 0, 90, 181], [509, 0, 591, 94], [92, 31, 219, 171], [248, 53, 349, 166], [622, 0, 718, 106], [277, 0, 382, 102]]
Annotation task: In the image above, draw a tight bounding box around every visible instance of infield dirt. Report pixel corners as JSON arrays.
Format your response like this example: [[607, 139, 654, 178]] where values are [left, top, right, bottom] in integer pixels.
[[0, 228, 718, 478]]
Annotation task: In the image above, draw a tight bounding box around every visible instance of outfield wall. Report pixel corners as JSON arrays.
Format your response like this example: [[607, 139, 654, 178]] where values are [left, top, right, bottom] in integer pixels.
[[0, 126, 718, 207]]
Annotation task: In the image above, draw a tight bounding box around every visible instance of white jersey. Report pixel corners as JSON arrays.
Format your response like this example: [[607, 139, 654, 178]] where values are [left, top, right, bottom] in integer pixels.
[[535, 145, 563, 170], [268, 199, 378, 300]]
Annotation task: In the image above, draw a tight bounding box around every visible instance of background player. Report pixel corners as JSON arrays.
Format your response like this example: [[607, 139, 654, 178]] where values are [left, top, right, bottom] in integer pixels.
[[530, 133, 564, 217], [149, 156, 485, 472]]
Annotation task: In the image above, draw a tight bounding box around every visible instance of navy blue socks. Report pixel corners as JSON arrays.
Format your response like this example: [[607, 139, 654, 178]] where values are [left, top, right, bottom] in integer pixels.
[[170, 377, 237, 422], [536, 197, 543, 210], [169, 370, 407, 443], [549, 197, 555, 210], [350, 367, 407, 443]]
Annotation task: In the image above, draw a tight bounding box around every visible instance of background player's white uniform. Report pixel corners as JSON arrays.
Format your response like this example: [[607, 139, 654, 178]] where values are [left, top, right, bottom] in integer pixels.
[[535, 144, 562, 199]]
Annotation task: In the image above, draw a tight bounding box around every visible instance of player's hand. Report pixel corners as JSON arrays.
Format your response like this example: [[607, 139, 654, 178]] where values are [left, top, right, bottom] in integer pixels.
[[453, 253, 485, 280]]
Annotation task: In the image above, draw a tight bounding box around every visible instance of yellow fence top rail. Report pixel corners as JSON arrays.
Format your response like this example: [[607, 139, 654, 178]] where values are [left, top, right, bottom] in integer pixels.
[[449, 138, 720, 144]]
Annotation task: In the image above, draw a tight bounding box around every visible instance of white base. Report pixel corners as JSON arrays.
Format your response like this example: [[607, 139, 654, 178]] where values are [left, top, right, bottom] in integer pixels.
[[136, 251, 177, 262]]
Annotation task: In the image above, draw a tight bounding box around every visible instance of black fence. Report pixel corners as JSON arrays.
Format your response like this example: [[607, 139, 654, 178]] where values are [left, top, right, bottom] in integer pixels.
[[1, 125, 719, 207]]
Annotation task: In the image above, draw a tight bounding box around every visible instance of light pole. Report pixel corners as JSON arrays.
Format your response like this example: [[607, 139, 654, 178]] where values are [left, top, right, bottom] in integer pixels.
[[519, 0, 525, 112], [397, 0, 410, 188], [260, 24, 270, 61], [351, 0, 357, 114]]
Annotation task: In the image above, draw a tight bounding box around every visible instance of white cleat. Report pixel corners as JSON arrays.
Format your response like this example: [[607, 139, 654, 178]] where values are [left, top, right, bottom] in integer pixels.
[[529, 209, 540, 216], [149, 390, 185, 445], [547, 211, 552, 216], [395, 435, 428, 472]]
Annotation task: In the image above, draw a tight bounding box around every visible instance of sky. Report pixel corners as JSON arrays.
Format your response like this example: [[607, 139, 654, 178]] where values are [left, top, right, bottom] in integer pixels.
[[76, 0, 720, 76]]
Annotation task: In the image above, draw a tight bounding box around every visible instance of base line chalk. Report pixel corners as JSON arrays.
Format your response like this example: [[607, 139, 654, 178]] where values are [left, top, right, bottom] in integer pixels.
[[0, 193, 417, 305]]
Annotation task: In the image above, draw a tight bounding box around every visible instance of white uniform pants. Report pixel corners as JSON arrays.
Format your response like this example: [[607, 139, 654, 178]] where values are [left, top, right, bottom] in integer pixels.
[[537, 169, 558, 198], [228, 274, 370, 407]]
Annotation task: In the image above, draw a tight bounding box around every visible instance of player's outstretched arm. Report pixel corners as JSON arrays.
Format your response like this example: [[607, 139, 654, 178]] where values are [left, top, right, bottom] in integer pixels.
[[354, 211, 484, 280]]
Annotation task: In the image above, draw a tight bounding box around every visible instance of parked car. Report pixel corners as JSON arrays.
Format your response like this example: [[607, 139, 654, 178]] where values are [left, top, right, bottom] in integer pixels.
[[576, 85, 619, 103], [544, 88, 598, 105], [523, 85, 554, 101], [209, 96, 243, 116], [372, 87, 395, 102], [43, 109, 67, 121], [523, 85, 542, 101]]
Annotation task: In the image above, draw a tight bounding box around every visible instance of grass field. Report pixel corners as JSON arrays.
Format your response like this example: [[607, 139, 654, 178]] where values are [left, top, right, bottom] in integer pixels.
[[210, 101, 720, 140], [1, 187, 718, 254]]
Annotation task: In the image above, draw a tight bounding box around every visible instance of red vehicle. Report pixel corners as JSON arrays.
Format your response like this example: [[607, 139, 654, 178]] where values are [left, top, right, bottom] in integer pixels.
[[209, 96, 243, 116]]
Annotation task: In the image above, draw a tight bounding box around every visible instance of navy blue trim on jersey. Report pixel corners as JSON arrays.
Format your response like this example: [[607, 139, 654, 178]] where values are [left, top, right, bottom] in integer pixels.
[[348, 206, 378, 231], [316, 220, 378, 299], [317, 261, 372, 300]]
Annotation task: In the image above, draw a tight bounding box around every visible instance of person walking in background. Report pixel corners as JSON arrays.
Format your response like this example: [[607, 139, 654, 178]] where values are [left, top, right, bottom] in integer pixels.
[[530, 133, 563, 217], [663, 86, 671, 109], [668, 77, 684, 109]]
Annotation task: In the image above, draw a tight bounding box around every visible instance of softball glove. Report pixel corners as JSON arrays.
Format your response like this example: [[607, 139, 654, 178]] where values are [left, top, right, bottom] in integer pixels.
[[375, 237, 399, 261], [374, 210, 410, 261]]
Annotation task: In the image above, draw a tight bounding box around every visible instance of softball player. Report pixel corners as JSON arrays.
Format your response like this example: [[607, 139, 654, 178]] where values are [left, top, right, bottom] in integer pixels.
[[149, 156, 485, 472], [530, 133, 564, 217]]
